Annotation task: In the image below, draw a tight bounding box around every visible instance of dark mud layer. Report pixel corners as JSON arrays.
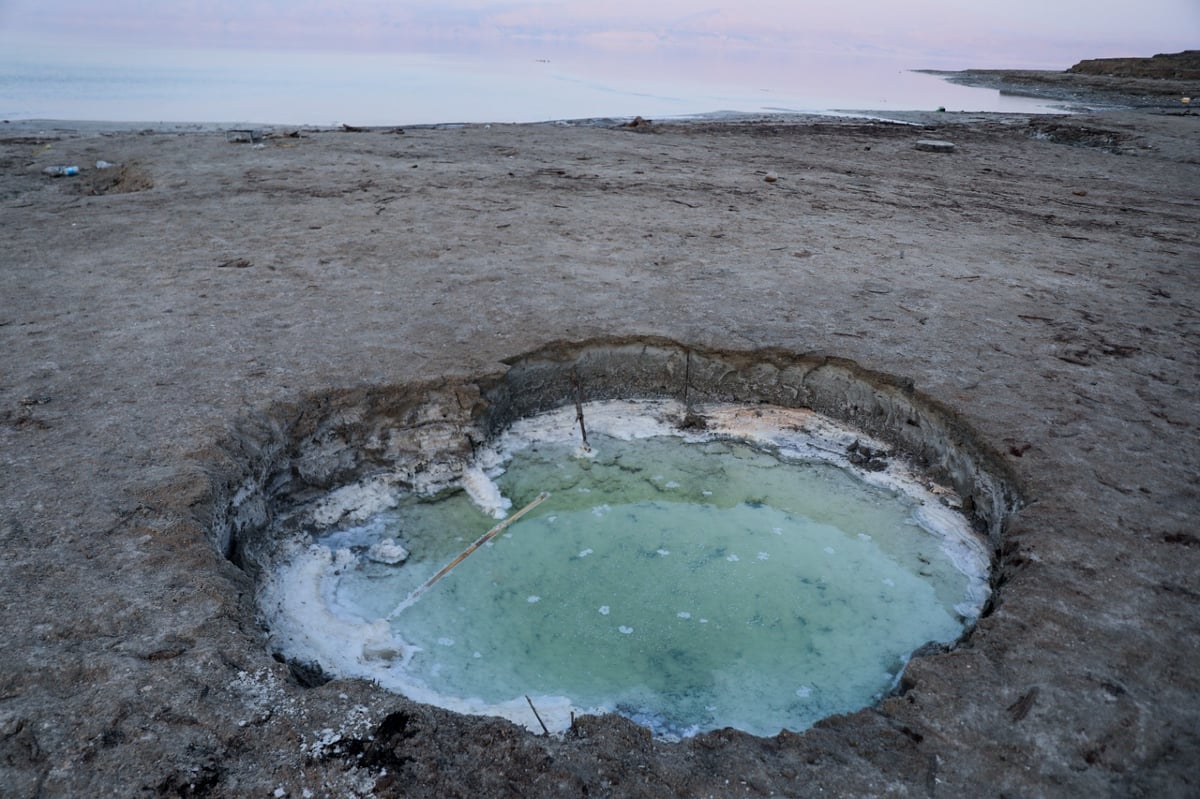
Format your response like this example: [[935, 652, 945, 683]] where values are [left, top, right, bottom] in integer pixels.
[[1, 104, 1198, 797], [224, 336, 1020, 619]]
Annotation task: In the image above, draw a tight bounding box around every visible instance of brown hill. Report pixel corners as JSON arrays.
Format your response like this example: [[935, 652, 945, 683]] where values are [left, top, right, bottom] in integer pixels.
[[1069, 50, 1200, 79]]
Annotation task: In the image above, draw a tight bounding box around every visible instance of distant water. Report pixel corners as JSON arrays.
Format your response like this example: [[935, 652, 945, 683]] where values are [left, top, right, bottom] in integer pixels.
[[0, 39, 1063, 126]]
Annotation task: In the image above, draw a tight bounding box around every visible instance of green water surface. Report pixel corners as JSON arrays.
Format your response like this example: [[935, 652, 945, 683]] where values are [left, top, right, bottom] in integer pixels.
[[326, 434, 973, 737]]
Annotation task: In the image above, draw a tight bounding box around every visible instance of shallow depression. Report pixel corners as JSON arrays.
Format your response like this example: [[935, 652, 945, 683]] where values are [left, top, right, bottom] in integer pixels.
[[259, 399, 991, 739]]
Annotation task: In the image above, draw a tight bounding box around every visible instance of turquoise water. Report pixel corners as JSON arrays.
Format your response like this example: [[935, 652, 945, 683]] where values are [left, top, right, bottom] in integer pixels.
[[325, 434, 973, 738]]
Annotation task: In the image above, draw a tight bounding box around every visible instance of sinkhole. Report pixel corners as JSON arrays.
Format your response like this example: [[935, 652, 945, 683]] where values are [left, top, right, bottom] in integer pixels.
[[218, 340, 1020, 741]]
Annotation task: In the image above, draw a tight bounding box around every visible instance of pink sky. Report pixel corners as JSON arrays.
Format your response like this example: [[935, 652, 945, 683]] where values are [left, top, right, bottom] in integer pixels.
[[1, 0, 1196, 68]]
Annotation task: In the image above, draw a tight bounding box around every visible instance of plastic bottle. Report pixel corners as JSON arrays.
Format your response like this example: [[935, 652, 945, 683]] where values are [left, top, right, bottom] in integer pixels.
[[42, 165, 80, 177]]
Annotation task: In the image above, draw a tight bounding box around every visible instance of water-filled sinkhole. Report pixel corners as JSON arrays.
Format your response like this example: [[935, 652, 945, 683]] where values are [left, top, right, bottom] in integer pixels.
[[258, 398, 992, 739]]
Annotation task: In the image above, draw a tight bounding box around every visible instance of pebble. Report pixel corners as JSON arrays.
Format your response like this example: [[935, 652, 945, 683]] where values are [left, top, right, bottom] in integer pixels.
[[915, 139, 956, 153]]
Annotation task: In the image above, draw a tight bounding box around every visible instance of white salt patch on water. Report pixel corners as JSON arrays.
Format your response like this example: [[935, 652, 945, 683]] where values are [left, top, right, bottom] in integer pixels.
[[955, 600, 983, 619], [727, 554, 740, 562], [677, 612, 692, 619], [884, 578, 896, 587], [702, 490, 713, 496], [527, 595, 541, 603], [795, 686, 813, 698], [438, 637, 455, 646], [858, 533, 873, 541], [757, 552, 770, 561], [460, 465, 512, 519], [824, 547, 836, 555], [619, 626, 634, 634], [592, 504, 611, 517], [260, 543, 410, 671], [598, 606, 610, 615], [366, 538, 409, 565], [699, 618, 709, 623], [320, 517, 389, 551], [665, 481, 680, 489], [911, 502, 991, 620], [657, 549, 670, 556], [578, 548, 593, 557], [265, 543, 577, 733]]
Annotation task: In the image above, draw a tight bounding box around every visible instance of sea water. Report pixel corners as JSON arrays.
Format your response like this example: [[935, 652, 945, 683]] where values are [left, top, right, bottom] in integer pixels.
[[261, 401, 991, 739], [0, 37, 1064, 126]]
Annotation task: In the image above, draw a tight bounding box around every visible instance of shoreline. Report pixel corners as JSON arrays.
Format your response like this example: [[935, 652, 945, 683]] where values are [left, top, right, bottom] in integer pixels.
[[919, 67, 1197, 112], [6, 59, 1193, 135], [0, 108, 977, 135]]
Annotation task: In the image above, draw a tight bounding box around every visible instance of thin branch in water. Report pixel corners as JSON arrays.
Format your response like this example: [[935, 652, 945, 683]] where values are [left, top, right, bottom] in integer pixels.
[[526, 695, 551, 736], [683, 349, 692, 411], [570, 367, 590, 452], [387, 492, 550, 618], [679, 349, 708, 430]]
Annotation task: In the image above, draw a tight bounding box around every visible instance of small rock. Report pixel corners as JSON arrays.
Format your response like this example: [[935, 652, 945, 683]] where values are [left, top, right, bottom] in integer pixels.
[[367, 538, 409, 565], [764, 172, 779, 183], [915, 140, 955, 153]]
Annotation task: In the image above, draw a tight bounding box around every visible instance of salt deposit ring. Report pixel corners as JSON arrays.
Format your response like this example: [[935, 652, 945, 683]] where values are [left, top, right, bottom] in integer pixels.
[[210, 339, 1027, 788]]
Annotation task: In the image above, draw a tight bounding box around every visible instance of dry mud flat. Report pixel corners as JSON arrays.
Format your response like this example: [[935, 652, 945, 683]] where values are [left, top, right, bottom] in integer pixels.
[[1, 105, 1198, 797]]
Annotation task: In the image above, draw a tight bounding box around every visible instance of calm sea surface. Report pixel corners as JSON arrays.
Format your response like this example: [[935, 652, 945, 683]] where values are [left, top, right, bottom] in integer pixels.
[[0, 39, 1062, 126]]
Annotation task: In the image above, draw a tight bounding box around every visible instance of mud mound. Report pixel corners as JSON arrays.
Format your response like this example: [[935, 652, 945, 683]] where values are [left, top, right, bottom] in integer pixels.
[[1026, 121, 1134, 154], [76, 163, 153, 195]]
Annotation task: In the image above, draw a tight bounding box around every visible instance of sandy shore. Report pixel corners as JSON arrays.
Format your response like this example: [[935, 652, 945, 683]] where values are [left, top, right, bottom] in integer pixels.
[[2, 97, 1198, 797]]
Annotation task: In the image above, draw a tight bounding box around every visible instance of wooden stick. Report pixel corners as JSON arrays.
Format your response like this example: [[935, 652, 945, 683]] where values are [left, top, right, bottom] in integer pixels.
[[570, 367, 590, 451], [526, 695, 550, 736], [387, 491, 549, 618], [683, 348, 691, 411]]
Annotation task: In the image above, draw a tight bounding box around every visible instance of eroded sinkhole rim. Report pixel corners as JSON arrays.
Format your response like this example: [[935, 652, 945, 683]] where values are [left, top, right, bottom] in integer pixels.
[[263, 399, 993, 739], [212, 339, 1023, 741]]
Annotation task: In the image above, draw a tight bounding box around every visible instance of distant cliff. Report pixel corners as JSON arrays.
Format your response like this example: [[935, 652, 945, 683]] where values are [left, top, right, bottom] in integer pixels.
[[1069, 51, 1200, 80]]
